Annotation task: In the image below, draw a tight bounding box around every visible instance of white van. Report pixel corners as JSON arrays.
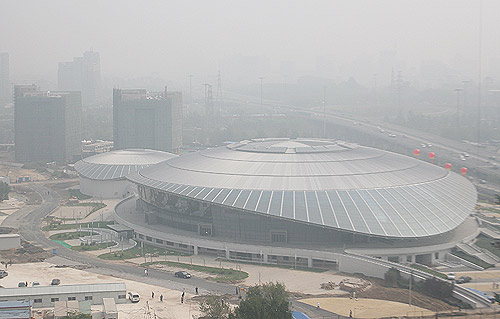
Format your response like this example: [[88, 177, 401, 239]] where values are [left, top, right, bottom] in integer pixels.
[[128, 291, 140, 303]]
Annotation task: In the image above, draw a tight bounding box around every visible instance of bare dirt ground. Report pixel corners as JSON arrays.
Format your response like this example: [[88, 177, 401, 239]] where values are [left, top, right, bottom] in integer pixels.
[[300, 297, 433, 318], [0, 165, 49, 183], [127, 254, 364, 295], [0, 261, 203, 319], [356, 281, 457, 312], [0, 195, 25, 224], [0, 239, 51, 264]]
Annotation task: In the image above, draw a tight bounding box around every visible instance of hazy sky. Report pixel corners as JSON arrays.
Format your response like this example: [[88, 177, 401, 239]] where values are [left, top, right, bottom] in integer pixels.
[[1, 0, 500, 87]]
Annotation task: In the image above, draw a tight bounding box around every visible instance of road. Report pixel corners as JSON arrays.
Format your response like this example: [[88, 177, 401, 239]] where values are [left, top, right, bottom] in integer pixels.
[[2, 183, 334, 317], [2, 184, 234, 295], [225, 93, 500, 194]]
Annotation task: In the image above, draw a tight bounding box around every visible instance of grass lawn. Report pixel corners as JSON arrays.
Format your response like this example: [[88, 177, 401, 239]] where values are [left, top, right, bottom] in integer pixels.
[[452, 251, 494, 269], [69, 189, 92, 200], [481, 206, 500, 215], [474, 234, 500, 258], [142, 260, 249, 283], [64, 202, 107, 218], [42, 221, 114, 231], [215, 258, 327, 273], [98, 243, 189, 260], [49, 231, 94, 240], [71, 242, 116, 251], [410, 264, 447, 279]]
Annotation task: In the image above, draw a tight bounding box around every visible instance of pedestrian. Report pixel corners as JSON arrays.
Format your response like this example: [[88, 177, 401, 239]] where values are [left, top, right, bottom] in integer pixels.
[[152, 291, 155, 298], [195, 287, 198, 294], [160, 294, 163, 302], [25, 281, 27, 287], [144, 268, 148, 276], [317, 302, 320, 309], [180, 295, 184, 304], [236, 286, 239, 295], [349, 310, 352, 318]]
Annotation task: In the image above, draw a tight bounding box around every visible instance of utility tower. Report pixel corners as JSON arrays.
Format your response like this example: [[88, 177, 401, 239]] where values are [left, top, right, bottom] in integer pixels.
[[216, 70, 223, 114], [203, 83, 214, 116]]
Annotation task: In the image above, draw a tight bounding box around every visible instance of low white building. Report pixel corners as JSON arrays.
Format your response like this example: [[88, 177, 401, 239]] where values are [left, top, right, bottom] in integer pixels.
[[0, 283, 127, 308], [0, 234, 20, 250], [74, 149, 176, 199]]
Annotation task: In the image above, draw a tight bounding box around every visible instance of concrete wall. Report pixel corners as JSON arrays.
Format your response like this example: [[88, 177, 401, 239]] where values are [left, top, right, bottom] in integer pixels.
[[80, 177, 135, 199], [0, 234, 21, 250]]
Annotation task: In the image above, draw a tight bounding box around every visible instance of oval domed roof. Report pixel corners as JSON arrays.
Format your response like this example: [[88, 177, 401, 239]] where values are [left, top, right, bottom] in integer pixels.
[[129, 138, 477, 239], [75, 149, 176, 180]]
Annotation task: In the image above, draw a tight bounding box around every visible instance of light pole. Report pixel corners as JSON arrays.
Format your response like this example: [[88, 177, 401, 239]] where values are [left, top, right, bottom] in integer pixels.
[[188, 75, 193, 108], [323, 85, 326, 138], [409, 270, 413, 307], [259, 77, 264, 114], [454, 88, 462, 128]]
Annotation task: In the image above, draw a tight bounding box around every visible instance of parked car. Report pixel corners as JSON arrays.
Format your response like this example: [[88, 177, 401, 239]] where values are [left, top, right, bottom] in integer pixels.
[[18, 282, 26, 287], [0, 270, 7, 279], [174, 271, 192, 279], [447, 272, 456, 280], [128, 291, 140, 303], [51, 279, 61, 285], [456, 276, 472, 284]]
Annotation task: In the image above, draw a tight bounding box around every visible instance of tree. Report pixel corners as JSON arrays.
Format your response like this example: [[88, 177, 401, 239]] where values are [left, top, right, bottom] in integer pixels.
[[495, 194, 500, 205], [199, 295, 233, 319], [0, 182, 9, 202], [384, 268, 401, 288], [232, 282, 292, 319]]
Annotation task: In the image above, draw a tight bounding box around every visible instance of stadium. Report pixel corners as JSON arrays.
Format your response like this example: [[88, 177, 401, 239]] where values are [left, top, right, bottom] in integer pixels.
[[74, 149, 176, 199], [116, 138, 478, 267]]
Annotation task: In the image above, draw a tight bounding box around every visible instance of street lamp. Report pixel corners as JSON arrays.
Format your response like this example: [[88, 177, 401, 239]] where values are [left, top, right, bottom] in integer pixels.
[[454, 88, 463, 127], [259, 77, 264, 114]]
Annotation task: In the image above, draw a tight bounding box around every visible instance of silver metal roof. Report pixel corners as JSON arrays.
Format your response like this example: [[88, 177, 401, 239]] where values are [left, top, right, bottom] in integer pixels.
[[129, 138, 477, 238], [0, 283, 126, 298], [74, 149, 176, 180]]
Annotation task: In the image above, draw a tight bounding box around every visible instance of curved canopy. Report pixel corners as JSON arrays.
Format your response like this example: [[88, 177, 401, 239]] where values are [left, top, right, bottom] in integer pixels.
[[75, 149, 176, 180], [129, 138, 477, 239]]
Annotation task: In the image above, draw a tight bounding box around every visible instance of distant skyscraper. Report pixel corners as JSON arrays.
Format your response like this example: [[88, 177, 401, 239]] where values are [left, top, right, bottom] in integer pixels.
[[14, 85, 82, 163], [0, 53, 10, 106], [113, 87, 182, 154], [58, 51, 101, 106]]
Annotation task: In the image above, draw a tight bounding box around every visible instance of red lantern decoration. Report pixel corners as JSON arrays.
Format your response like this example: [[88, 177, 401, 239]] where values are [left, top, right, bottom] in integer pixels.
[[445, 163, 452, 170], [428, 152, 435, 159], [413, 149, 420, 156], [460, 167, 468, 175]]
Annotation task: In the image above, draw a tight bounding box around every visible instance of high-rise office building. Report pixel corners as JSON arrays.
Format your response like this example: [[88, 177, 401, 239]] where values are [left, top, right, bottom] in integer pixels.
[[58, 51, 101, 106], [14, 85, 82, 163], [0, 53, 10, 106], [113, 87, 182, 154]]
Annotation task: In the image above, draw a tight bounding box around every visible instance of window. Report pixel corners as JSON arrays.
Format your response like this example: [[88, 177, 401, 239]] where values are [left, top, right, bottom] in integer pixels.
[[118, 295, 126, 299], [270, 230, 287, 243], [138, 234, 144, 239], [34, 299, 42, 303], [51, 298, 59, 302], [146, 236, 152, 241], [68, 297, 76, 301], [85, 296, 93, 301]]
